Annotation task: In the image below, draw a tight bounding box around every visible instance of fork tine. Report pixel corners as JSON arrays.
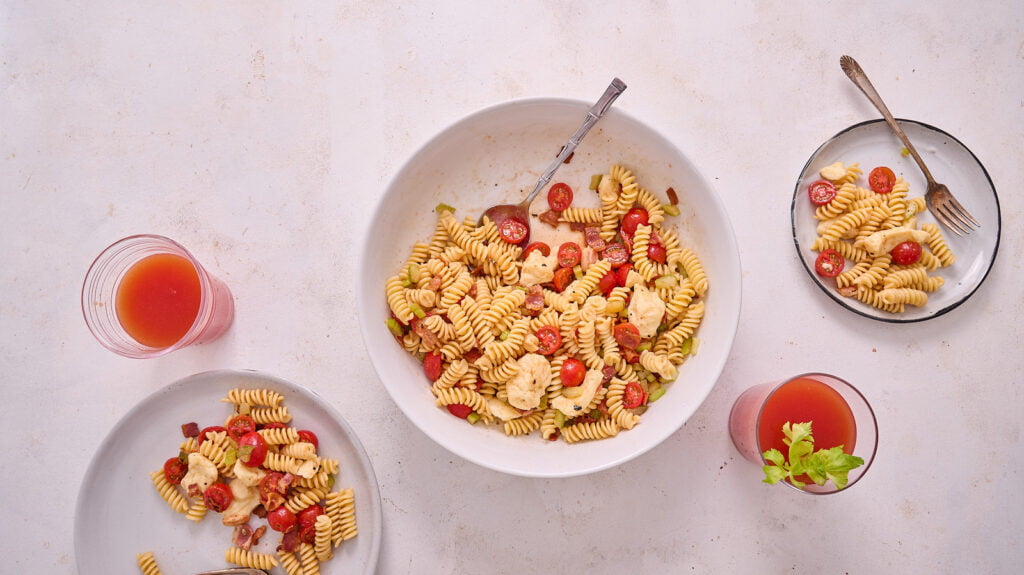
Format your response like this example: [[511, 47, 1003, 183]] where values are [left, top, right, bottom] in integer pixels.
[[945, 195, 980, 228], [933, 203, 969, 237]]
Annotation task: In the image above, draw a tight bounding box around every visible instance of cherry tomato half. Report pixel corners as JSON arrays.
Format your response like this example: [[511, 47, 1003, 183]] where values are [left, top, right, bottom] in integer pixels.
[[238, 431, 268, 467], [203, 482, 233, 513], [547, 182, 574, 211], [226, 415, 256, 443], [198, 425, 226, 445], [447, 404, 474, 419], [597, 270, 618, 297], [557, 242, 582, 268], [298, 523, 317, 544], [890, 241, 923, 265], [612, 323, 642, 351], [267, 506, 298, 533], [601, 243, 629, 268], [620, 208, 649, 238], [622, 381, 647, 409], [297, 504, 325, 529], [523, 242, 551, 259], [869, 166, 896, 194], [499, 217, 529, 244], [552, 267, 574, 292], [296, 430, 319, 450], [647, 243, 667, 264], [535, 325, 562, 355], [559, 358, 587, 387], [259, 472, 290, 510], [423, 351, 443, 382], [814, 249, 845, 277], [163, 457, 188, 485], [616, 263, 634, 287], [807, 180, 837, 206]]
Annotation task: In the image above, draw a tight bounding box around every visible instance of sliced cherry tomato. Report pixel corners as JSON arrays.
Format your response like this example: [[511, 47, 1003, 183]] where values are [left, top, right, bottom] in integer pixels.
[[647, 243, 667, 264], [296, 430, 319, 450], [535, 325, 562, 355], [612, 323, 642, 350], [601, 243, 629, 268], [163, 456, 188, 485], [552, 267, 574, 292], [498, 217, 528, 244], [226, 415, 256, 442], [203, 482, 233, 513], [423, 351, 443, 382], [298, 523, 317, 544], [547, 182, 573, 211], [297, 504, 325, 529], [814, 249, 845, 277], [198, 425, 226, 445], [259, 472, 291, 510], [807, 180, 837, 206], [238, 431, 268, 467], [869, 166, 896, 194], [890, 241, 922, 265], [523, 242, 551, 259], [620, 208, 649, 238], [616, 263, 633, 287], [446, 404, 473, 419], [622, 381, 647, 409], [559, 358, 587, 387], [597, 270, 618, 297], [557, 242, 582, 268], [267, 506, 298, 533]]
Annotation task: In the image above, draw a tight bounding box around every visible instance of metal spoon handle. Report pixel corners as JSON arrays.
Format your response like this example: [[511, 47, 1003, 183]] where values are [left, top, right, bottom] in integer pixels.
[[839, 55, 935, 183], [524, 77, 627, 203]]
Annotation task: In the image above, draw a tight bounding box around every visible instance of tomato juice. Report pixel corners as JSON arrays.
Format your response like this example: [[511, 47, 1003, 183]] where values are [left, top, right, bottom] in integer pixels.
[[115, 253, 202, 348], [757, 376, 857, 457]]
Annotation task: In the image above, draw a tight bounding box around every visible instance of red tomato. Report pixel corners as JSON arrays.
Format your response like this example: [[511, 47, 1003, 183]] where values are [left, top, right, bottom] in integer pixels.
[[198, 425, 226, 445], [203, 482, 233, 513], [163, 457, 188, 485], [259, 472, 290, 510], [552, 267, 574, 292], [499, 217, 528, 244], [226, 415, 256, 442], [297, 505, 325, 529], [237, 431, 268, 467], [559, 358, 587, 387], [523, 242, 550, 259], [869, 166, 896, 194], [890, 241, 922, 265], [807, 180, 838, 206], [601, 243, 629, 268], [597, 270, 618, 296], [616, 263, 633, 287], [535, 325, 562, 355], [296, 430, 319, 450], [622, 381, 647, 409], [267, 506, 298, 533], [423, 351, 443, 381], [814, 249, 845, 277], [612, 323, 642, 350], [647, 243, 667, 264], [298, 523, 317, 544], [547, 182, 573, 211], [557, 242, 582, 268], [447, 404, 473, 419], [620, 208, 649, 238]]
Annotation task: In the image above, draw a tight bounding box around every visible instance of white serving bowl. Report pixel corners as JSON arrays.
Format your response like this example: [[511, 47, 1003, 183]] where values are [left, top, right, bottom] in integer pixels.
[[357, 97, 741, 478]]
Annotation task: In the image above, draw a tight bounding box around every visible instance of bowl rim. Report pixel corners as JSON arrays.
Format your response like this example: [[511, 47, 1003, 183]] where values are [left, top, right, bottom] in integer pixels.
[[356, 96, 742, 477]]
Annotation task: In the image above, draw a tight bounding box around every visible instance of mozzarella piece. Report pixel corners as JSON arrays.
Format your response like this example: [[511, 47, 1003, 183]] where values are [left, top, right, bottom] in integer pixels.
[[486, 397, 523, 421], [551, 369, 603, 417], [862, 227, 929, 257], [506, 353, 551, 410], [519, 250, 557, 287], [180, 453, 218, 497], [221, 477, 262, 526], [628, 284, 666, 338], [818, 161, 847, 181], [232, 459, 267, 487]]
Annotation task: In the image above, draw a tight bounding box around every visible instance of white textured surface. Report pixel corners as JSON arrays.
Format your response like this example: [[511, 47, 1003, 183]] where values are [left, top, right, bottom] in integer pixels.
[[2, 1, 1022, 573]]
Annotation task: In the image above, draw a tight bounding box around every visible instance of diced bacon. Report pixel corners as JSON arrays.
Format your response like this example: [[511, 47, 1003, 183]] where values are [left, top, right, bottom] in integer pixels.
[[181, 422, 199, 438], [568, 222, 587, 233], [232, 524, 255, 550], [538, 209, 561, 228], [426, 277, 442, 291], [525, 286, 545, 310], [580, 246, 599, 270], [601, 365, 616, 384], [278, 529, 300, 553], [410, 316, 442, 349], [584, 227, 606, 251]]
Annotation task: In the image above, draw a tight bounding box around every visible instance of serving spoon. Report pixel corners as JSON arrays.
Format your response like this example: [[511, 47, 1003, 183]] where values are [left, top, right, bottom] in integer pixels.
[[479, 77, 627, 244]]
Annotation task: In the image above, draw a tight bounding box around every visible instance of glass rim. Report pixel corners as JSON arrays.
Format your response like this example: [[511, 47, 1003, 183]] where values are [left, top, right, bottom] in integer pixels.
[[753, 371, 879, 495]]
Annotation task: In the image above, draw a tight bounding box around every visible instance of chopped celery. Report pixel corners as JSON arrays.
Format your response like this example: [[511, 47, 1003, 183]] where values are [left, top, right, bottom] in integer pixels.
[[648, 383, 666, 403], [407, 263, 420, 283], [499, 330, 511, 341], [691, 337, 701, 355], [680, 337, 693, 356], [435, 202, 455, 213], [573, 265, 584, 279], [401, 277, 413, 288], [635, 341, 652, 353], [223, 447, 237, 467], [554, 410, 566, 428], [606, 300, 625, 315], [386, 318, 405, 337], [662, 204, 681, 217], [676, 261, 689, 277], [654, 275, 678, 290], [467, 413, 481, 425], [900, 147, 911, 157], [589, 174, 603, 190], [409, 302, 426, 319]]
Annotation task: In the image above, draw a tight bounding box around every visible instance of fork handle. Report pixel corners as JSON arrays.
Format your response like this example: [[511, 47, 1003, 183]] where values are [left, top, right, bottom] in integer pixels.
[[839, 55, 936, 184]]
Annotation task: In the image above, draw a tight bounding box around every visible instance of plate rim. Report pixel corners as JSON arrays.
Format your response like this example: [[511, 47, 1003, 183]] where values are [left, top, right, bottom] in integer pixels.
[[790, 117, 1001, 323], [73, 368, 383, 574]]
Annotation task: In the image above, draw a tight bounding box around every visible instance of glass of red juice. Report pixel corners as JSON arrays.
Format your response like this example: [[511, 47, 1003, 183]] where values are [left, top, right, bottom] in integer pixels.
[[82, 235, 234, 358], [729, 372, 878, 494]]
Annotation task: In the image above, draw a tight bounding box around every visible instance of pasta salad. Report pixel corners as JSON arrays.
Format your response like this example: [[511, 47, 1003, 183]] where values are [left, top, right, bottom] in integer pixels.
[[384, 164, 709, 443]]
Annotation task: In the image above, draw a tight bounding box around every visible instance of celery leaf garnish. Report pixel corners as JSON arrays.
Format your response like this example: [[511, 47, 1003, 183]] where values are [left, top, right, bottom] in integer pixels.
[[761, 421, 864, 491]]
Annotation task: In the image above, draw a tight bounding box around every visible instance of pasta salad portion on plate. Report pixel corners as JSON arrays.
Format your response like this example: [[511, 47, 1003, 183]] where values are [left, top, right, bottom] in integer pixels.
[[384, 164, 709, 443]]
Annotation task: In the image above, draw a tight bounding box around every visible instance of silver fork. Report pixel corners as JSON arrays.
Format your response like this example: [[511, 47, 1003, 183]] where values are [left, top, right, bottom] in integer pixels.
[[839, 55, 979, 236], [194, 569, 268, 575]]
